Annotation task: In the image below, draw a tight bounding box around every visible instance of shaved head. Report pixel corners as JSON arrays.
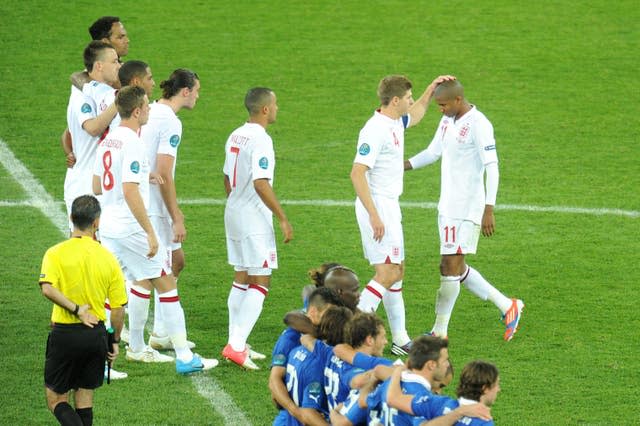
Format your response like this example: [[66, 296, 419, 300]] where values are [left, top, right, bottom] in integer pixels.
[[434, 79, 464, 100]]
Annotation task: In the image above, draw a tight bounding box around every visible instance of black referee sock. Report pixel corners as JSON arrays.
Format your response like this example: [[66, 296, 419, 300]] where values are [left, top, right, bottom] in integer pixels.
[[53, 402, 83, 426], [76, 407, 93, 426]]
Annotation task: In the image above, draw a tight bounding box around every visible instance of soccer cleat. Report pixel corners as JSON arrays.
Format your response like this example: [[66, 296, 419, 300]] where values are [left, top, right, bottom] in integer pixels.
[[502, 299, 525, 341], [391, 341, 412, 356], [246, 344, 266, 360], [149, 334, 196, 350], [126, 346, 174, 363], [104, 365, 128, 380], [222, 344, 260, 370], [176, 354, 219, 375]]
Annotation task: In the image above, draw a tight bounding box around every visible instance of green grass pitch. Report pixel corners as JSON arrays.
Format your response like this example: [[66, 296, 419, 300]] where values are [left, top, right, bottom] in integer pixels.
[[0, 0, 638, 424]]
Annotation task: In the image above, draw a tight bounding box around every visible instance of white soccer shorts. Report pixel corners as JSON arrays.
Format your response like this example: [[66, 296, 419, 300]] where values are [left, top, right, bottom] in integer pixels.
[[355, 196, 404, 265], [438, 215, 480, 255], [101, 231, 171, 281], [226, 233, 278, 270]]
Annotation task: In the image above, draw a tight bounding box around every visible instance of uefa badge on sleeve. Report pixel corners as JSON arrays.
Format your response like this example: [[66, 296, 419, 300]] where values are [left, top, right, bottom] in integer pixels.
[[259, 157, 269, 169], [130, 161, 140, 174], [359, 143, 370, 155], [169, 134, 180, 148]]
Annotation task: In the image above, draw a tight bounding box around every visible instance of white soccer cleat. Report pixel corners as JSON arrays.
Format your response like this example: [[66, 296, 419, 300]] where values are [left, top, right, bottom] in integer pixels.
[[126, 346, 174, 363], [104, 365, 128, 380], [148, 334, 196, 350], [246, 344, 266, 360]]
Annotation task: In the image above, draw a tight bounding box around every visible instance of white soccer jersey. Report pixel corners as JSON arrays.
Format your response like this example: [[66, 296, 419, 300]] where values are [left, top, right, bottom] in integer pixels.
[[94, 126, 150, 238], [140, 102, 182, 217], [64, 85, 100, 205], [82, 80, 121, 135], [223, 122, 275, 239], [425, 106, 498, 223], [353, 111, 410, 199]]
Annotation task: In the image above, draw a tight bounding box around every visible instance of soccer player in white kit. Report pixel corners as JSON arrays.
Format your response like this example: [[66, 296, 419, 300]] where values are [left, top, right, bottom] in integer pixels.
[[405, 79, 524, 341], [222, 87, 293, 370], [351, 75, 454, 356], [141, 68, 200, 351], [63, 41, 120, 230], [93, 86, 218, 374]]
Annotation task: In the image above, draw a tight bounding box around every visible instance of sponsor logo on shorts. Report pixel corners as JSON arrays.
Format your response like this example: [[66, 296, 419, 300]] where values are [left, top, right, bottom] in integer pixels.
[[81, 103, 92, 113], [484, 144, 496, 151], [259, 157, 269, 169], [444, 243, 454, 249], [359, 143, 370, 155], [130, 161, 140, 173], [169, 134, 180, 147]]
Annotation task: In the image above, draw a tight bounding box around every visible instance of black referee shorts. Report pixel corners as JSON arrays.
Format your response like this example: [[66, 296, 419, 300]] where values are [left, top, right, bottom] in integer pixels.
[[44, 322, 107, 394]]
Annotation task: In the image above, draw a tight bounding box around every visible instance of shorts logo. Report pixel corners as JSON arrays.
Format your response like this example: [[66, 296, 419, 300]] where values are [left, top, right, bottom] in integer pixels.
[[270, 251, 277, 262], [484, 144, 496, 151], [130, 161, 140, 174], [169, 134, 180, 148], [392, 246, 400, 257], [359, 143, 370, 155], [259, 157, 269, 169], [444, 243, 454, 249], [81, 103, 92, 113], [39, 273, 45, 278]]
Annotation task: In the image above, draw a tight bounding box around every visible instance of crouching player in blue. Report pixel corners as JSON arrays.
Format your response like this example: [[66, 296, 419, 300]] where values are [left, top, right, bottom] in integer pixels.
[[273, 306, 353, 425], [386, 359, 496, 425]]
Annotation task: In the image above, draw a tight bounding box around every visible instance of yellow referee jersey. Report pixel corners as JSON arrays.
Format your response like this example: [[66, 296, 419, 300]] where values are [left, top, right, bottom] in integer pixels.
[[39, 236, 126, 324]]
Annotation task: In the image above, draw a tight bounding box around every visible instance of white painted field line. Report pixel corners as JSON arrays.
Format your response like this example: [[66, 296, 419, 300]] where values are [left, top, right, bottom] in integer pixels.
[[178, 197, 640, 218], [0, 139, 251, 426]]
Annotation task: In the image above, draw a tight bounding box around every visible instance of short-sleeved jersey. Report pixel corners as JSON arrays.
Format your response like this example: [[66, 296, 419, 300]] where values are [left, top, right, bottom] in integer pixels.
[[39, 236, 126, 323], [412, 396, 494, 426], [339, 388, 369, 426], [424, 107, 498, 223], [141, 102, 183, 217], [321, 345, 365, 411], [281, 345, 328, 425], [271, 327, 302, 368], [366, 371, 431, 426], [351, 351, 394, 369], [353, 111, 410, 199], [223, 122, 275, 238], [94, 126, 150, 238], [82, 80, 121, 133], [64, 86, 100, 200]]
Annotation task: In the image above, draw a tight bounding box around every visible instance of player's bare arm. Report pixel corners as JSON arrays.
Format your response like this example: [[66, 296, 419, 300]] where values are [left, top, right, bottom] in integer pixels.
[[284, 311, 315, 335], [333, 343, 358, 364], [40, 282, 99, 327], [92, 175, 102, 195], [481, 205, 495, 237], [156, 154, 186, 243], [108, 306, 124, 361], [404, 160, 413, 171], [407, 75, 456, 128], [419, 403, 492, 426], [223, 174, 232, 197], [299, 408, 330, 426], [386, 366, 415, 415], [82, 102, 118, 137], [70, 70, 91, 91], [254, 178, 293, 243], [268, 367, 302, 418], [123, 182, 159, 258], [60, 128, 76, 168], [350, 163, 384, 242]]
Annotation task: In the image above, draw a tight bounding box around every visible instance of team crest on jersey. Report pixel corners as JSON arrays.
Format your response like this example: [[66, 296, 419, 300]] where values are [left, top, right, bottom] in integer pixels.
[[169, 134, 180, 148], [81, 103, 92, 113], [359, 143, 370, 155], [459, 124, 470, 138], [259, 157, 269, 169], [392, 132, 400, 147], [130, 161, 140, 174]]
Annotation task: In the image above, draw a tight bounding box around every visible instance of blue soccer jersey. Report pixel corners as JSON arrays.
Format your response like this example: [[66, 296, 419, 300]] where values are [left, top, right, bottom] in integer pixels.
[[411, 396, 494, 426], [275, 344, 328, 426], [271, 327, 302, 368], [339, 389, 369, 426], [367, 371, 432, 426]]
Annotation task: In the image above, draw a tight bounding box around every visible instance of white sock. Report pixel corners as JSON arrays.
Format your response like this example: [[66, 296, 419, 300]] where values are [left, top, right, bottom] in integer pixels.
[[158, 289, 192, 362], [227, 282, 248, 339], [357, 280, 386, 312], [152, 290, 166, 337], [462, 266, 512, 314], [104, 299, 111, 328], [128, 285, 151, 352], [229, 284, 267, 352], [431, 276, 460, 337], [383, 281, 410, 345]]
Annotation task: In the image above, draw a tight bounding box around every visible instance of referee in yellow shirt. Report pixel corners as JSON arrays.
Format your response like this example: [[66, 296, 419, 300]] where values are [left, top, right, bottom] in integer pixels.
[[39, 195, 127, 426]]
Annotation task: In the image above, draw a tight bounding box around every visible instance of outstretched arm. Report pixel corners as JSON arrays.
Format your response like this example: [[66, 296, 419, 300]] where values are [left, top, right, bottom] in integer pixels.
[[407, 75, 456, 127]]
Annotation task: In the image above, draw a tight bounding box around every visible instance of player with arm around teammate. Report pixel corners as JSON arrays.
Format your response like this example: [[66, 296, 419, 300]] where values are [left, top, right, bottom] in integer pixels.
[[404, 79, 524, 341], [93, 86, 217, 374], [351, 74, 454, 357], [222, 87, 293, 369]]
